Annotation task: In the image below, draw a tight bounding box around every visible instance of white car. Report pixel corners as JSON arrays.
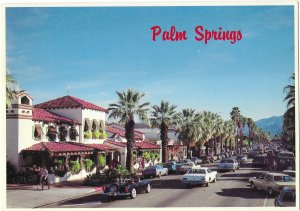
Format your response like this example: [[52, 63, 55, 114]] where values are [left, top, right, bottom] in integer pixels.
[[182, 167, 217, 188], [179, 163, 201, 174], [218, 158, 239, 172]]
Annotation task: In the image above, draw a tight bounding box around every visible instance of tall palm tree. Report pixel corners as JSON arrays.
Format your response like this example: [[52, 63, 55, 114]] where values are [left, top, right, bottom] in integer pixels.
[[247, 118, 255, 147], [283, 73, 295, 150], [108, 88, 150, 173], [230, 107, 241, 150], [175, 108, 200, 158], [150, 101, 177, 163], [213, 117, 224, 155], [6, 73, 18, 108], [222, 120, 235, 151]]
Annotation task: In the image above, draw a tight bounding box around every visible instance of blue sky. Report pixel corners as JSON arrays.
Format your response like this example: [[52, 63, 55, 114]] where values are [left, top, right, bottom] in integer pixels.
[[6, 6, 295, 121]]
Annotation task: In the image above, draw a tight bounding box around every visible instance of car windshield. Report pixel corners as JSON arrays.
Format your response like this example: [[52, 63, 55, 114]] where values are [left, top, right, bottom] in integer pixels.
[[281, 191, 295, 202], [220, 160, 233, 163], [189, 169, 206, 174], [274, 176, 293, 182]]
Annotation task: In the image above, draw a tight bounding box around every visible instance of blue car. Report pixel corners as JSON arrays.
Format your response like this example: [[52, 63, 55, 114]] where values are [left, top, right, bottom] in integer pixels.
[[163, 162, 177, 173]]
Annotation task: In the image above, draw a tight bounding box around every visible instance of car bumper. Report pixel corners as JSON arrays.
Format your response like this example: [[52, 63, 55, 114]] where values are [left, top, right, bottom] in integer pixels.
[[103, 192, 131, 197], [182, 180, 206, 184]]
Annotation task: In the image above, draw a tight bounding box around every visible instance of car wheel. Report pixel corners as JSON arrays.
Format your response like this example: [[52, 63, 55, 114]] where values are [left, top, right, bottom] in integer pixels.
[[145, 184, 151, 193], [185, 184, 190, 189], [206, 182, 209, 187], [268, 188, 273, 196], [158, 172, 162, 178], [233, 169, 235, 172], [213, 177, 216, 183], [250, 182, 257, 190], [130, 188, 137, 199]]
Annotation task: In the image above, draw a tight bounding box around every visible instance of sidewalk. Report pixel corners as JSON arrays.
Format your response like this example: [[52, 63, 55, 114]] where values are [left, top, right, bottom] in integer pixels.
[[6, 181, 103, 208]]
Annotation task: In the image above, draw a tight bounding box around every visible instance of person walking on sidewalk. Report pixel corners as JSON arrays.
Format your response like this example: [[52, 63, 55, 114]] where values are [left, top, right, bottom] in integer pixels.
[[36, 167, 42, 190], [41, 166, 49, 190]]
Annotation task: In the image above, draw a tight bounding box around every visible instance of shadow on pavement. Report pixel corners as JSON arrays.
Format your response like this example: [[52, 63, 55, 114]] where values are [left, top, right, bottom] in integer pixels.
[[215, 187, 276, 199], [150, 179, 185, 189]]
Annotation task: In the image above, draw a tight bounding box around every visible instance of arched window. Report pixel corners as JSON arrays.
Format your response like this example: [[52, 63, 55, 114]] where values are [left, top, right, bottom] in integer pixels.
[[47, 125, 58, 141], [59, 126, 68, 141], [21, 96, 30, 105]]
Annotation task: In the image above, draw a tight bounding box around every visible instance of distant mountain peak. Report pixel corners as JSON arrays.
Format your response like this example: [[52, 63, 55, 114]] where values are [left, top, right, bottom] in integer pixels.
[[255, 115, 283, 137]]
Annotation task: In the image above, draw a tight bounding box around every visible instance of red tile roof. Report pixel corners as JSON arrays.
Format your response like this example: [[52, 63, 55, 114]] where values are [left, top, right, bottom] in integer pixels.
[[32, 108, 80, 125], [106, 126, 143, 140], [34, 95, 107, 112], [105, 140, 160, 149], [22, 142, 115, 153], [77, 143, 115, 151], [22, 142, 94, 153]]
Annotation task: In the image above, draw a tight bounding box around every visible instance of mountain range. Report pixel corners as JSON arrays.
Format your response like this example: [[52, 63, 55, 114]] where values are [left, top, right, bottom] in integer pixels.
[[255, 115, 283, 137]]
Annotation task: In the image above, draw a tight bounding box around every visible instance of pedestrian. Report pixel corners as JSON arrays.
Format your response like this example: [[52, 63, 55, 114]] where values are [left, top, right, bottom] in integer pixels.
[[36, 167, 42, 190], [41, 166, 49, 190]]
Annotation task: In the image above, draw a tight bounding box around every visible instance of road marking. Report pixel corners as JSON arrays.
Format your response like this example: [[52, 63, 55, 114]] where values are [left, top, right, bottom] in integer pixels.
[[208, 194, 215, 199], [62, 201, 102, 206], [148, 191, 165, 199], [263, 195, 268, 206]]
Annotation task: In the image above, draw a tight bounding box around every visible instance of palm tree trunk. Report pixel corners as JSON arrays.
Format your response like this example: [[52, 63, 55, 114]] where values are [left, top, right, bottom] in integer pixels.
[[220, 136, 223, 153], [125, 118, 135, 173], [161, 121, 169, 163], [214, 138, 217, 155]]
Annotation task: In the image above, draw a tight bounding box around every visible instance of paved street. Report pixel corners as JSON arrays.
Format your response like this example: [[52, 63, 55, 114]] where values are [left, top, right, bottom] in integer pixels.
[[41, 161, 276, 208]]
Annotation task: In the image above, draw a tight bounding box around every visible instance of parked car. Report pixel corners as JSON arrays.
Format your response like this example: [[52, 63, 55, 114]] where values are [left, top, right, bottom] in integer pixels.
[[282, 170, 295, 179], [175, 159, 193, 173], [190, 157, 203, 165], [249, 172, 295, 196], [278, 151, 294, 159], [200, 156, 211, 164], [274, 187, 296, 207], [103, 177, 151, 200], [218, 158, 239, 172], [163, 162, 177, 174], [236, 155, 248, 164], [142, 165, 168, 178], [252, 155, 267, 167], [179, 162, 201, 174], [182, 167, 217, 188]]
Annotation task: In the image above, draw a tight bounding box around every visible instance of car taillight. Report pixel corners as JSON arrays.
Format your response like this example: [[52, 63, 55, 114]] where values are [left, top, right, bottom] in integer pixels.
[[124, 186, 129, 193]]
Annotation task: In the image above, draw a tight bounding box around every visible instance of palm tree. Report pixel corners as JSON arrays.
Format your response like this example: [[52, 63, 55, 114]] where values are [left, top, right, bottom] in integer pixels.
[[6, 73, 19, 108], [283, 73, 295, 150], [150, 101, 177, 163], [108, 88, 150, 173], [175, 108, 200, 158], [247, 118, 255, 147], [230, 107, 241, 150], [222, 120, 235, 151]]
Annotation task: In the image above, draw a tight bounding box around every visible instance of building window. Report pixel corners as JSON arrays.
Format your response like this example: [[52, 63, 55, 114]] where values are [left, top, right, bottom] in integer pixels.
[[47, 125, 58, 141], [84, 118, 91, 132], [59, 126, 68, 142], [69, 125, 79, 141], [34, 124, 43, 140], [21, 96, 30, 105]]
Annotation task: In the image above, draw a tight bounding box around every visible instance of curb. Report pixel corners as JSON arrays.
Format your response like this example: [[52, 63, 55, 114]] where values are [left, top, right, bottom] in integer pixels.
[[34, 186, 104, 208]]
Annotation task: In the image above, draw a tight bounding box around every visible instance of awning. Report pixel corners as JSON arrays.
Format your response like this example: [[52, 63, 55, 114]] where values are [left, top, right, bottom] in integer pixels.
[[100, 120, 105, 131], [48, 126, 58, 134], [34, 124, 44, 137], [84, 118, 92, 130]]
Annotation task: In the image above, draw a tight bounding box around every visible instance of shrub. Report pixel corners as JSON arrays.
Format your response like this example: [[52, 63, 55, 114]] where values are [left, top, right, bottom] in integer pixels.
[[155, 153, 160, 161], [99, 132, 107, 139], [70, 161, 81, 174], [85, 131, 92, 139], [150, 152, 156, 161], [84, 159, 94, 172], [92, 130, 100, 139], [132, 153, 137, 163], [83, 173, 107, 186], [104, 165, 130, 181], [97, 154, 106, 167], [54, 159, 64, 170], [144, 152, 151, 162]]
